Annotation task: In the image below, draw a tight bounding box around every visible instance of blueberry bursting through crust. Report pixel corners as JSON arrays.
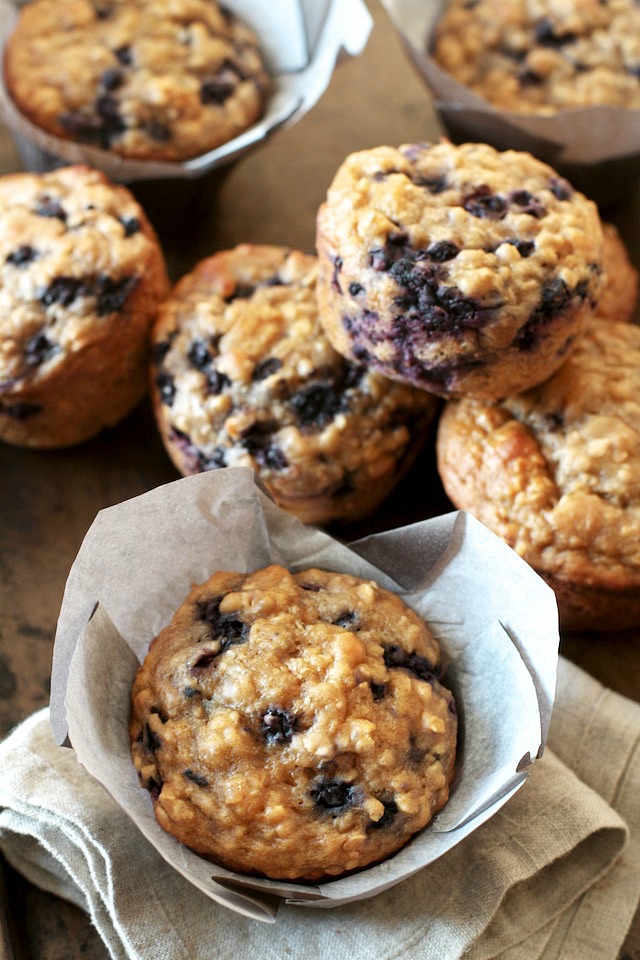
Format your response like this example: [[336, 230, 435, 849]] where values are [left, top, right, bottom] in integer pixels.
[[129, 566, 457, 881]]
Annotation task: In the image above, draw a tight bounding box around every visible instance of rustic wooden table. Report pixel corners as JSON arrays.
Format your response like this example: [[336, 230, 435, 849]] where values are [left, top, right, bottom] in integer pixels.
[[0, 2, 638, 957]]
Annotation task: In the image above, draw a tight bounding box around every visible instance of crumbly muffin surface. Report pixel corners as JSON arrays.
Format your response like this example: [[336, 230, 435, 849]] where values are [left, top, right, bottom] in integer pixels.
[[432, 0, 640, 113], [594, 223, 639, 324], [315, 142, 603, 400], [436, 318, 640, 628], [0, 164, 169, 447], [129, 564, 457, 881], [4, 0, 270, 161], [151, 244, 438, 525]]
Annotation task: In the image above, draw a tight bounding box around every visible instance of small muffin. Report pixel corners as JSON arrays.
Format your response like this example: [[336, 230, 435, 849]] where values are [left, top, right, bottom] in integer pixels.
[[436, 317, 640, 631], [594, 223, 639, 324], [151, 244, 439, 526], [432, 0, 640, 114], [315, 141, 603, 400], [129, 564, 458, 881], [4, 0, 271, 162], [0, 165, 169, 449]]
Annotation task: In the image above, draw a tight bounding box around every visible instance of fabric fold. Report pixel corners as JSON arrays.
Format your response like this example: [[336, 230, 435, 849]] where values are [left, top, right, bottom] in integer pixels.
[[0, 656, 638, 960]]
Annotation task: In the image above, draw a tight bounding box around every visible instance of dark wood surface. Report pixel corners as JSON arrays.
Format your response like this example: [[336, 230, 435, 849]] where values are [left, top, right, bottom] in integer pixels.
[[0, 2, 638, 957]]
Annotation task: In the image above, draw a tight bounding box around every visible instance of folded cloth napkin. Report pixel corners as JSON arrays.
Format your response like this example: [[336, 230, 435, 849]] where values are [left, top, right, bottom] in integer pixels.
[[0, 656, 638, 960]]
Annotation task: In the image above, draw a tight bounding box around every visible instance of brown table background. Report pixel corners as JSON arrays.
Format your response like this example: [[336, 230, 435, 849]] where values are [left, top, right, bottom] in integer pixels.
[[1, 2, 639, 957]]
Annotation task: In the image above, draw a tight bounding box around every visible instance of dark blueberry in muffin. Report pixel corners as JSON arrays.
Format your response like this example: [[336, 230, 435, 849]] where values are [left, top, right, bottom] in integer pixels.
[[41, 276, 87, 308], [183, 768, 209, 787], [206, 369, 231, 395], [187, 339, 212, 371], [463, 186, 508, 219], [6, 244, 36, 266], [509, 190, 546, 218], [200, 76, 237, 105], [369, 798, 398, 829], [114, 45, 133, 66], [426, 240, 459, 262], [120, 216, 141, 237], [195, 596, 249, 651], [383, 644, 440, 683], [311, 778, 356, 811], [549, 177, 573, 201], [100, 68, 124, 92], [1, 401, 42, 419], [261, 707, 297, 744], [34, 195, 67, 221], [517, 67, 544, 87], [24, 332, 58, 367], [332, 610, 359, 629], [290, 382, 342, 429], [370, 681, 387, 701], [534, 17, 577, 48], [252, 356, 282, 381], [156, 370, 177, 406], [95, 275, 137, 315]]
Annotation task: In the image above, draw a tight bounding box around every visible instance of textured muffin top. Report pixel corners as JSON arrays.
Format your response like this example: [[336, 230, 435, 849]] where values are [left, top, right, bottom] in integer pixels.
[[129, 564, 457, 882], [151, 244, 438, 525], [432, 0, 640, 113], [436, 317, 640, 590], [316, 141, 603, 397], [4, 0, 271, 161], [0, 165, 167, 392]]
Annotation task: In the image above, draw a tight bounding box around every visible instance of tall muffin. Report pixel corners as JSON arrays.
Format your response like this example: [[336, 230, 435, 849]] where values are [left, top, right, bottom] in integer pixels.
[[0, 165, 169, 448], [315, 141, 603, 400], [436, 317, 640, 631], [432, 0, 640, 114], [4, 0, 271, 162], [151, 244, 439, 526], [129, 564, 458, 881]]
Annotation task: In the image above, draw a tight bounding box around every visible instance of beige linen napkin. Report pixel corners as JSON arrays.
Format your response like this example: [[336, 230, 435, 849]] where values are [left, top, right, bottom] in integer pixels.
[[0, 656, 638, 960]]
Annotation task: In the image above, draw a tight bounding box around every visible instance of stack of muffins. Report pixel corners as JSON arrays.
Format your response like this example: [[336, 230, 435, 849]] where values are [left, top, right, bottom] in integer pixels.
[[1, 0, 639, 638]]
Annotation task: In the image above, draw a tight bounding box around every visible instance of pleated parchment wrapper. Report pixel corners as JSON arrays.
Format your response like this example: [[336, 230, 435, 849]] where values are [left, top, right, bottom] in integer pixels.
[[0, 0, 372, 180], [49, 468, 559, 923], [381, 0, 640, 203]]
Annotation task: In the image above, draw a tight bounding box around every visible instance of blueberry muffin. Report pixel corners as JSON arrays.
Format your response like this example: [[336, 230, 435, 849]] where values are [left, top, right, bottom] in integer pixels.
[[315, 142, 603, 400], [129, 564, 458, 881], [0, 164, 169, 448], [594, 223, 639, 324], [151, 244, 439, 526], [436, 317, 640, 631], [4, 0, 271, 162], [432, 0, 640, 114]]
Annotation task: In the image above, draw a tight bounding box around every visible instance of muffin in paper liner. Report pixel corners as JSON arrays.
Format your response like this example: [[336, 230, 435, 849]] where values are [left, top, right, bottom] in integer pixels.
[[0, 0, 372, 230], [381, 0, 640, 207], [50, 467, 559, 921]]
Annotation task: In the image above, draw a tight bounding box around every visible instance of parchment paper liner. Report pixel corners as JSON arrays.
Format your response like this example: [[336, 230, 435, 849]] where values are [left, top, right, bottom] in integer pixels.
[[381, 0, 640, 204], [50, 467, 559, 922], [0, 0, 372, 181]]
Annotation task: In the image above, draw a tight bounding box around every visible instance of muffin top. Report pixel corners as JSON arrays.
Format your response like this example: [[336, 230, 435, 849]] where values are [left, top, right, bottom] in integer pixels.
[[315, 141, 603, 398], [436, 317, 640, 589], [432, 0, 640, 113], [4, 0, 271, 161], [151, 243, 438, 525], [129, 564, 457, 881], [0, 164, 167, 391]]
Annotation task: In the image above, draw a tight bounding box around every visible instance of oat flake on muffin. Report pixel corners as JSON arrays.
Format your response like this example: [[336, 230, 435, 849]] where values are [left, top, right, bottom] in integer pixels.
[[129, 564, 457, 881], [4, 0, 271, 162]]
